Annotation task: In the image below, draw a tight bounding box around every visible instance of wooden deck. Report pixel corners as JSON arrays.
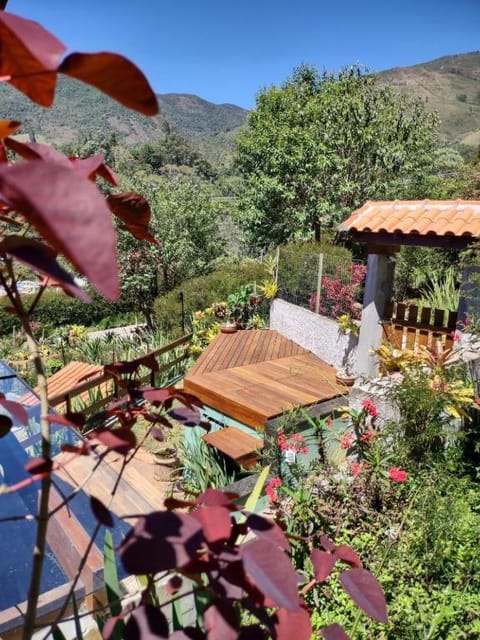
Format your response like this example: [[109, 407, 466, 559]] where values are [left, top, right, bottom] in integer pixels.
[[184, 330, 343, 430]]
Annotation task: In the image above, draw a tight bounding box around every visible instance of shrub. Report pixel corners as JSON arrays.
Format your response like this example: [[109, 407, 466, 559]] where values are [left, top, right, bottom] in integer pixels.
[[153, 260, 266, 334]]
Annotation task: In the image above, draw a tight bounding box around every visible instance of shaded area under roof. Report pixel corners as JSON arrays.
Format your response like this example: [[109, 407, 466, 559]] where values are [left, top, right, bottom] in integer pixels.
[[184, 330, 343, 429], [339, 199, 480, 248]]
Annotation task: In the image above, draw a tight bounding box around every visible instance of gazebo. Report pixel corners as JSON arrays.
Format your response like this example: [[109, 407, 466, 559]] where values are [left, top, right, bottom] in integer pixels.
[[340, 200, 480, 378]]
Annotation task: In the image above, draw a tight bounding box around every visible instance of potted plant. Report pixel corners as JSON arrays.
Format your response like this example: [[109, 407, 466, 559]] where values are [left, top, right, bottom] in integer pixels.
[[335, 354, 356, 387]]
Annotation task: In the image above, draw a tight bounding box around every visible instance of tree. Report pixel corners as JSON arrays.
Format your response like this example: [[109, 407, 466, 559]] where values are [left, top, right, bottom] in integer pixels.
[[235, 65, 439, 249], [116, 171, 224, 326]]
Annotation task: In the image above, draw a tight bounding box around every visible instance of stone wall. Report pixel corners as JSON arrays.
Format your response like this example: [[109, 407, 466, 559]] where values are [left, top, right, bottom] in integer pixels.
[[269, 298, 358, 371]]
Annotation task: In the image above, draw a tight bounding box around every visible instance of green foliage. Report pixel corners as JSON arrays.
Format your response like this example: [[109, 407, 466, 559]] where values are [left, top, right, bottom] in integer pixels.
[[235, 65, 438, 248], [418, 267, 461, 311], [394, 246, 460, 301], [180, 432, 238, 494], [153, 261, 266, 334]]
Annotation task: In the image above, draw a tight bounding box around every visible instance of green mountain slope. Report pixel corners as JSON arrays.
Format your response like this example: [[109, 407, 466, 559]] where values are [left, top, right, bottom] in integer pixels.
[[378, 51, 480, 146]]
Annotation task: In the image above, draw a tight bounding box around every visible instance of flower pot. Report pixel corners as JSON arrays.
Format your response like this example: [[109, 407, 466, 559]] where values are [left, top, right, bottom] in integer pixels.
[[335, 373, 356, 387], [220, 322, 237, 334]]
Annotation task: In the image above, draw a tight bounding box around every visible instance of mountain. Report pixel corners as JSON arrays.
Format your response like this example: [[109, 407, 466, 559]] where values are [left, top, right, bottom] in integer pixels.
[[0, 77, 248, 164], [378, 51, 480, 146], [0, 52, 478, 165]]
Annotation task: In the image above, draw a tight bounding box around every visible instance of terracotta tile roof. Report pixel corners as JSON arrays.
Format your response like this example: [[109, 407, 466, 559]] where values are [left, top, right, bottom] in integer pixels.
[[339, 200, 480, 238]]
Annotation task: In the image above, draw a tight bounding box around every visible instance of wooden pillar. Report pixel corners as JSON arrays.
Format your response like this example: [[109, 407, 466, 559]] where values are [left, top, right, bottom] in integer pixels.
[[356, 246, 397, 378]]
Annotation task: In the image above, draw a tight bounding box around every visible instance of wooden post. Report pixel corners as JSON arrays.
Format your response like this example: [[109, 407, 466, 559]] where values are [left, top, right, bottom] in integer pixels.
[[315, 253, 324, 315], [274, 246, 280, 285]]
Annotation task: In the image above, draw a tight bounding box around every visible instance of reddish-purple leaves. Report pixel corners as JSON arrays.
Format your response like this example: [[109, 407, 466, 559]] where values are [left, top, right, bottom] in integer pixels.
[[123, 605, 169, 640], [0, 12, 65, 106], [0, 414, 12, 438], [90, 495, 114, 528], [120, 511, 204, 575], [339, 568, 388, 624], [334, 544, 362, 569], [168, 406, 202, 426], [59, 52, 158, 116], [0, 393, 28, 425], [0, 120, 21, 139], [25, 456, 53, 475], [204, 602, 239, 640], [195, 488, 239, 509], [240, 539, 300, 612], [88, 427, 136, 454], [246, 513, 290, 551], [191, 506, 232, 545], [70, 154, 118, 185], [0, 160, 119, 300], [311, 549, 336, 583], [320, 623, 350, 640], [107, 192, 157, 243], [0, 236, 89, 301], [4, 138, 71, 166], [274, 606, 312, 640]]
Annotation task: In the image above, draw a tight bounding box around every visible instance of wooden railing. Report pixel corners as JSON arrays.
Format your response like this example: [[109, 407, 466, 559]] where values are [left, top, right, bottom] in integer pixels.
[[48, 333, 193, 414], [382, 302, 457, 351]]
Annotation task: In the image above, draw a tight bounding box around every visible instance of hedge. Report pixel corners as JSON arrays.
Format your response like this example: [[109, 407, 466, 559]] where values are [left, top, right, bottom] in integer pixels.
[[153, 261, 267, 335]]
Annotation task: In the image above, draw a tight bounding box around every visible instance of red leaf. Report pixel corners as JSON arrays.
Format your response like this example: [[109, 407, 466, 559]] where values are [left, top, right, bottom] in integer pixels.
[[168, 406, 202, 426], [0, 11, 65, 106], [124, 605, 169, 640], [0, 121, 21, 139], [191, 506, 232, 544], [320, 534, 336, 552], [246, 513, 290, 551], [339, 568, 388, 623], [70, 154, 118, 186], [89, 427, 136, 454], [102, 616, 123, 640], [90, 495, 114, 527], [0, 396, 28, 425], [4, 138, 71, 166], [60, 443, 90, 456], [0, 160, 119, 300], [0, 236, 89, 301], [240, 539, 300, 612], [59, 52, 158, 116], [204, 602, 239, 640], [150, 427, 164, 442], [120, 511, 203, 574], [320, 623, 350, 640], [311, 549, 336, 583], [140, 387, 172, 406], [25, 456, 53, 475], [164, 496, 196, 510], [274, 607, 312, 640], [333, 544, 362, 569], [107, 192, 157, 243], [0, 414, 12, 438], [195, 488, 239, 509]]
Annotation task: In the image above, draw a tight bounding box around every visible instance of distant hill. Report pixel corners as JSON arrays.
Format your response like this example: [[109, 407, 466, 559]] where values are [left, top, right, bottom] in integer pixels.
[[0, 52, 479, 167], [378, 51, 480, 146], [0, 77, 247, 164]]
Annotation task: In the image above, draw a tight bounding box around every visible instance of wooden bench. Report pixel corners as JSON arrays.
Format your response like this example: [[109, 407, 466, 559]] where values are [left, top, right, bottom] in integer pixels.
[[202, 426, 263, 468], [382, 302, 457, 352]]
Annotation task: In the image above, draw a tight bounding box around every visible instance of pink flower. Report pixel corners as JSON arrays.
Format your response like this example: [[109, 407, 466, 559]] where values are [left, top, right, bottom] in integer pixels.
[[359, 428, 376, 444], [351, 462, 363, 477], [340, 433, 354, 449], [449, 331, 461, 343], [361, 399, 378, 418], [475, 397, 480, 406], [389, 468, 407, 483], [265, 477, 282, 501]]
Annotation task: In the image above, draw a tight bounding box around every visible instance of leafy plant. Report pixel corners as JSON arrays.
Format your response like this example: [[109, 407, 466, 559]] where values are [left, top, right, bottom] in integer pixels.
[[418, 267, 460, 311]]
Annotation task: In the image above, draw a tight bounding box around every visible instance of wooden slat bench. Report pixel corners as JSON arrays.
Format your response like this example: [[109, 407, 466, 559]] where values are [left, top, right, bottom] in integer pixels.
[[202, 426, 263, 468], [382, 302, 457, 351]]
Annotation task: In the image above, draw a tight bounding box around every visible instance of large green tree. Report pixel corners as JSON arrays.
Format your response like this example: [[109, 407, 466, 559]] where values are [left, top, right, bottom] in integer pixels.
[[117, 171, 223, 327], [235, 65, 439, 249]]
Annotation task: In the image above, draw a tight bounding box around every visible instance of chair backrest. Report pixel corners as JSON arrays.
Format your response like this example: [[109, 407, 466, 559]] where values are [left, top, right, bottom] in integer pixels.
[[382, 302, 457, 352]]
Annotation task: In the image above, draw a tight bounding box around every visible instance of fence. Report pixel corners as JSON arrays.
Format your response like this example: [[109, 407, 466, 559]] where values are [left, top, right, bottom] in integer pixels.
[[381, 302, 457, 352], [48, 333, 193, 415], [274, 244, 366, 320]]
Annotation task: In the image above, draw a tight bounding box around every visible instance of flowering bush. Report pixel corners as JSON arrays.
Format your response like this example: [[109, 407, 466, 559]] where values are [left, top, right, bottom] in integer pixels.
[[277, 430, 309, 455], [309, 263, 367, 319]]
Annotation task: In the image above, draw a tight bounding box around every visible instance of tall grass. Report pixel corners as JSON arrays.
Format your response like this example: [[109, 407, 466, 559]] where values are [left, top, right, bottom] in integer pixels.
[[418, 267, 460, 311]]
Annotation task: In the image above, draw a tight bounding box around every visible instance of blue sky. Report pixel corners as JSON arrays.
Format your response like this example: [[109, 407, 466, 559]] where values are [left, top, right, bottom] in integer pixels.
[[9, 0, 480, 108]]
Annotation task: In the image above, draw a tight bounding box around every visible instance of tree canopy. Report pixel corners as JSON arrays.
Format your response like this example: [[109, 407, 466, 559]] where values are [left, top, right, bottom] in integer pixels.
[[235, 65, 439, 249]]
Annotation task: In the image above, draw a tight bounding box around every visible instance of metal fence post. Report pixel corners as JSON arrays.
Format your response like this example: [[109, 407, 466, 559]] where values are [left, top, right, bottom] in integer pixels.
[[315, 253, 324, 315]]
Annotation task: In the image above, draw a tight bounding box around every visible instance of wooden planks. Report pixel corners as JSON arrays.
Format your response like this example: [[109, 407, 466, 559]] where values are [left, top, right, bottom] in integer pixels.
[[203, 427, 263, 468], [382, 302, 457, 351], [185, 330, 343, 429]]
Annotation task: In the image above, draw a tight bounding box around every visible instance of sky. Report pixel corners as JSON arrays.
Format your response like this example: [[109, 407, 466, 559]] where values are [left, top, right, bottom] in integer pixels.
[[9, 0, 480, 109]]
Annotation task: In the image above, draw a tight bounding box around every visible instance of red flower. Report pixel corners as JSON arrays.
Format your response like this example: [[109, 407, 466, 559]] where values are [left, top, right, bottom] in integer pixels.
[[361, 399, 378, 418], [265, 477, 282, 501], [449, 331, 461, 343], [359, 428, 376, 444], [389, 468, 407, 483], [340, 433, 354, 449], [351, 462, 363, 477], [475, 397, 480, 406]]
